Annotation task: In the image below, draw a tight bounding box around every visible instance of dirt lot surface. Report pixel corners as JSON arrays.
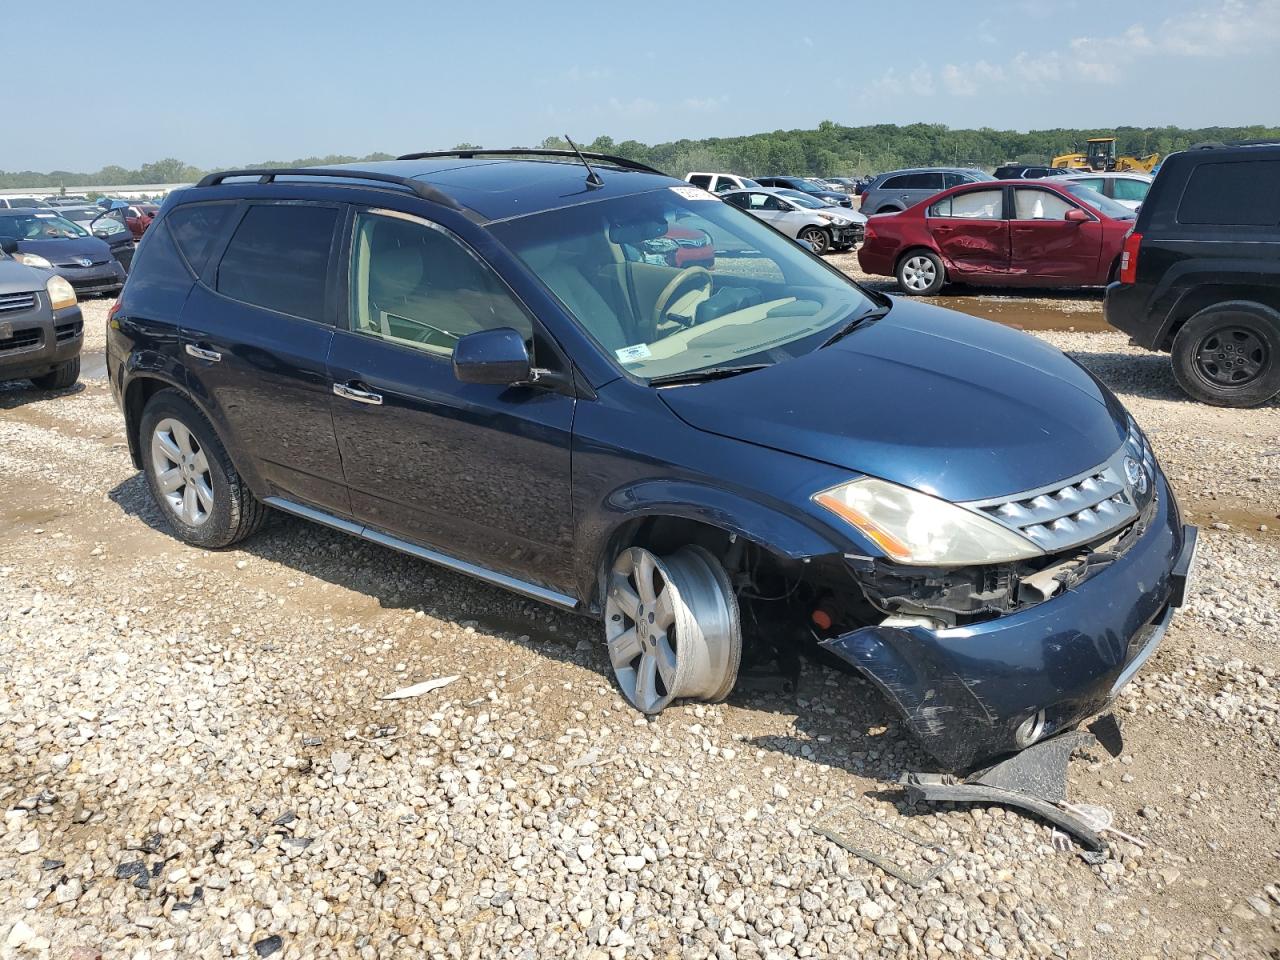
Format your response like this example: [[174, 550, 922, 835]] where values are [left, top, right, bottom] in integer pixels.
[[1, 285, 1278, 960]]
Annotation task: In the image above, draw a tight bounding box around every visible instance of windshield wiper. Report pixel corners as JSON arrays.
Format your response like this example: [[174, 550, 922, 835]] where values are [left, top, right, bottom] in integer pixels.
[[647, 363, 771, 387], [821, 304, 891, 348]]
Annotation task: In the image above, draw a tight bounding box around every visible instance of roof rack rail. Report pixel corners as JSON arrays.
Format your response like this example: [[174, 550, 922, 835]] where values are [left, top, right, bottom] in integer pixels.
[[394, 148, 666, 177], [1188, 138, 1280, 150], [195, 167, 461, 209]]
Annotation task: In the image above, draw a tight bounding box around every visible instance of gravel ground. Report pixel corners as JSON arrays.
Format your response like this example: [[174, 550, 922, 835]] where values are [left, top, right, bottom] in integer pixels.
[[1, 292, 1278, 960]]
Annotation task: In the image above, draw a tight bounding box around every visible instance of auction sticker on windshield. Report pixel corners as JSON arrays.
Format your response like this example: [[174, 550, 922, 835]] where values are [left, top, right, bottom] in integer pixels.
[[615, 343, 652, 363]]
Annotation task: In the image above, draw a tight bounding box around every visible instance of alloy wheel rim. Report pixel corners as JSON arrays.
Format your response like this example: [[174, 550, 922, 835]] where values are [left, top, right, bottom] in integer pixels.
[[151, 417, 214, 526], [603, 546, 740, 714], [802, 229, 828, 254], [903, 256, 936, 291], [1194, 326, 1267, 387]]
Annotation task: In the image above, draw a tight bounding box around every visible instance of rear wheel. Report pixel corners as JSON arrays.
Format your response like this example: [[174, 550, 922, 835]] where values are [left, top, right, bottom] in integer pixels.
[[896, 250, 945, 295], [603, 545, 741, 714], [1171, 302, 1280, 407], [31, 357, 79, 390], [798, 226, 831, 256], [140, 390, 267, 548]]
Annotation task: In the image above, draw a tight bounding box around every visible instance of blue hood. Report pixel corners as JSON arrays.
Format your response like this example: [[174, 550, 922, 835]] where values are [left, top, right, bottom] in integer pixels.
[[658, 300, 1130, 502], [17, 236, 113, 263]]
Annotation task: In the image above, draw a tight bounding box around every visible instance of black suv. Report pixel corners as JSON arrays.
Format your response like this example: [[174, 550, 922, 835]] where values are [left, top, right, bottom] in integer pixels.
[[1104, 142, 1280, 407]]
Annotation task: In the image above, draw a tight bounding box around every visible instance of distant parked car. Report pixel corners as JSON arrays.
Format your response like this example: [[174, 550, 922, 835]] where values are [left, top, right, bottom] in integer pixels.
[[123, 203, 158, 239], [57, 205, 138, 272], [858, 179, 1136, 295], [754, 176, 853, 208], [0, 197, 53, 209], [630, 223, 716, 269], [0, 239, 83, 389], [722, 187, 864, 254], [993, 165, 1072, 180], [684, 172, 762, 194], [858, 168, 995, 215], [1104, 142, 1280, 407], [1060, 172, 1152, 211], [0, 209, 127, 297], [822, 177, 860, 194]]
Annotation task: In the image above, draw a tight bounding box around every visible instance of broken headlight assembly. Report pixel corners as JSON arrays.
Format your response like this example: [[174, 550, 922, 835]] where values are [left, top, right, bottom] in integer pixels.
[[813, 477, 1044, 566]]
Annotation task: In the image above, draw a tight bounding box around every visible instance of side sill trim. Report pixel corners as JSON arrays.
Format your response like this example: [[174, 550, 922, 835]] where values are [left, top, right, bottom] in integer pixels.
[[262, 496, 579, 610]]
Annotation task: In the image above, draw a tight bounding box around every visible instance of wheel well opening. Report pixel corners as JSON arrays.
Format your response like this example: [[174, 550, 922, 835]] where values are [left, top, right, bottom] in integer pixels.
[[1163, 288, 1280, 351], [123, 377, 170, 469]]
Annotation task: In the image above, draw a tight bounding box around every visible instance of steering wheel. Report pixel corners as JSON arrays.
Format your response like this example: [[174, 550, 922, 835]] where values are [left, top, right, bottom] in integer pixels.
[[652, 266, 713, 331]]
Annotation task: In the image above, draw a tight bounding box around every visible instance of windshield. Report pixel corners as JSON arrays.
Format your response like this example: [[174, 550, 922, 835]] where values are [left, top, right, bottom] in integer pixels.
[[786, 179, 824, 194], [776, 189, 827, 209], [1063, 183, 1137, 220], [0, 212, 89, 240], [491, 187, 875, 381]]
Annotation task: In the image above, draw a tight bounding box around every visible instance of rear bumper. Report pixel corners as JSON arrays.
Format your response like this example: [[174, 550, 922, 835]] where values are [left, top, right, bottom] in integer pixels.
[[0, 304, 84, 380], [1103, 281, 1165, 349], [821, 472, 1195, 771]]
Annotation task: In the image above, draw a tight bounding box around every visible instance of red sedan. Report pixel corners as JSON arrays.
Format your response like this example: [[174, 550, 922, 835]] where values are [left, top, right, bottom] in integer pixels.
[[857, 179, 1136, 295], [124, 203, 159, 240]]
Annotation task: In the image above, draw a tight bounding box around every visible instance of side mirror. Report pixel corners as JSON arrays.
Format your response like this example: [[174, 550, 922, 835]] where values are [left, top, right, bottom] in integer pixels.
[[1064, 208, 1091, 223], [795, 237, 815, 253], [0, 238, 18, 255], [452, 327, 532, 385]]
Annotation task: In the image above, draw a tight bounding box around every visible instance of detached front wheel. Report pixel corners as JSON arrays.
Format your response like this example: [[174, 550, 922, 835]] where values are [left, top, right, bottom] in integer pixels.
[[1171, 302, 1280, 407], [604, 546, 741, 714]]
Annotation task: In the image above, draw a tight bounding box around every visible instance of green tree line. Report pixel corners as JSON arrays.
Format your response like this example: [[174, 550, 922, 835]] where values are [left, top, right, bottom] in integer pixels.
[[5, 123, 1278, 189]]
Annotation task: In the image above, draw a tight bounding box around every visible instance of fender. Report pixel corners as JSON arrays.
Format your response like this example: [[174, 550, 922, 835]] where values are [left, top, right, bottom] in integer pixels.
[[120, 364, 268, 497], [573, 477, 856, 614], [1146, 259, 1280, 348]]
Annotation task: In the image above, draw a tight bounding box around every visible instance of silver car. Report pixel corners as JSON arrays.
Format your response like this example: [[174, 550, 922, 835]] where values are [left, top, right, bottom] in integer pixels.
[[1059, 172, 1153, 211], [722, 188, 865, 255], [859, 167, 995, 215]]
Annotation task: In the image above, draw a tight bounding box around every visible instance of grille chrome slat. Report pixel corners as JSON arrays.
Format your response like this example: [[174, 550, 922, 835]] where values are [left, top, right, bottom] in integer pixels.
[[965, 447, 1147, 554], [0, 292, 37, 314]]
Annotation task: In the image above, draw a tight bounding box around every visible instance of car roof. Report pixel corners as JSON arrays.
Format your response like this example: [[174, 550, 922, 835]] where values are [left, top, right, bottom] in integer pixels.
[[721, 187, 798, 197], [876, 167, 988, 178], [193, 157, 682, 223], [1061, 171, 1151, 180]]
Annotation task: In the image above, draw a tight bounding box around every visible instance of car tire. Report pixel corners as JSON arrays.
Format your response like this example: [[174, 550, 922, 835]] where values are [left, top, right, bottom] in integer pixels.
[[30, 357, 79, 390], [798, 227, 831, 256], [895, 250, 946, 295], [1171, 301, 1280, 407], [140, 389, 268, 548]]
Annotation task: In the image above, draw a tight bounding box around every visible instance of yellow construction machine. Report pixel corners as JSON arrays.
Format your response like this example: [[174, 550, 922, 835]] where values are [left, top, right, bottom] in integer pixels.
[[1051, 137, 1159, 173]]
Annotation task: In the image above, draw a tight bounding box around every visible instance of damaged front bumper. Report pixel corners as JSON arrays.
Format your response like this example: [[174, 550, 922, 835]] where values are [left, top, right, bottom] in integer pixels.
[[821, 473, 1196, 771]]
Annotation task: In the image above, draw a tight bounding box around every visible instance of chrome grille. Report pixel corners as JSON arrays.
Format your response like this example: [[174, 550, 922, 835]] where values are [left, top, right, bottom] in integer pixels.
[[965, 446, 1147, 553], [0, 292, 37, 314]]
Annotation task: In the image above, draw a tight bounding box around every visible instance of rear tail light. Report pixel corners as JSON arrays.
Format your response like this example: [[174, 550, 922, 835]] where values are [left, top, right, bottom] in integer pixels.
[[1118, 231, 1142, 284], [107, 297, 122, 326]]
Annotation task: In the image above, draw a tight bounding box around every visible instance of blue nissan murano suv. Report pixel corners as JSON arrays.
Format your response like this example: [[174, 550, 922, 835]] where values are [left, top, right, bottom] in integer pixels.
[[105, 150, 1198, 770]]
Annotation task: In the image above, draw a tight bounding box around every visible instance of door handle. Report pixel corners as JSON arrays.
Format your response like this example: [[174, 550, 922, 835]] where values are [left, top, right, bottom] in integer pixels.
[[333, 381, 383, 406], [185, 344, 221, 362]]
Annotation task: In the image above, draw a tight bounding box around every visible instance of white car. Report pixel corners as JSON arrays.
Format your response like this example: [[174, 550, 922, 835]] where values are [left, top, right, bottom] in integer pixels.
[[684, 172, 762, 195], [721, 187, 866, 255], [1060, 172, 1153, 210]]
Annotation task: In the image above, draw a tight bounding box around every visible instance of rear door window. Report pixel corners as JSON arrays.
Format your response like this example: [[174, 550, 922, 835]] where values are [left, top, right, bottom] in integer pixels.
[[216, 204, 337, 319], [1111, 178, 1150, 202], [166, 202, 238, 276], [879, 175, 908, 190], [929, 189, 1004, 219], [1178, 160, 1280, 226]]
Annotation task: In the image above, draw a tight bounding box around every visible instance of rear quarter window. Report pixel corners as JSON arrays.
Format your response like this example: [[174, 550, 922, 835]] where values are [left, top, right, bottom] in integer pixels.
[[1178, 160, 1280, 226], [165, 202, 237, 276], [122, 221, 195, 319]]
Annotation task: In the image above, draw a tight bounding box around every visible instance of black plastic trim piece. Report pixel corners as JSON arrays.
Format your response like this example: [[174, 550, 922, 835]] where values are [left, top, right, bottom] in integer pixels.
[[195, 168, 462, 209], [393, 148, 666, 176]]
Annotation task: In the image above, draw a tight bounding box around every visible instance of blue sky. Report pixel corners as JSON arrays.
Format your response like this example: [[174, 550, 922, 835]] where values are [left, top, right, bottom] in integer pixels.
[[11, 0, 1279, 171]]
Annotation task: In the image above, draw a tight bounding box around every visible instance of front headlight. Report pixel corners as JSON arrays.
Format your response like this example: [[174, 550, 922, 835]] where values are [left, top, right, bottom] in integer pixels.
[[817, 212, 849, 225], [814, 477, 1043, 565], [15, 252, 53, 270], [46, 275, 77, 311]]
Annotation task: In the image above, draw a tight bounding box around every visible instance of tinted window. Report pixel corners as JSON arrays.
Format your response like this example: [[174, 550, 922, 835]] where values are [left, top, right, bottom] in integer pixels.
[[724, 192, 750, 209], [906, 173, 945, 190], [167, 202, 237, 276], [216, 204, 336, 319], [928, 189, 1003, 219], [123, 221, 195, 320], [1178, 160, 1280, 226], [349, 212, 531, 358], [1072, 178, 1104, 191], [879, 175, 908, 190], [688, 174, 712, 189]]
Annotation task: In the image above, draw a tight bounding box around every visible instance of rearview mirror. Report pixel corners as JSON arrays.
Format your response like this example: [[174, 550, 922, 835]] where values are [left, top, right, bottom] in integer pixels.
[[452, 327, 532, 385], [1064, 208, 1091, 223]]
